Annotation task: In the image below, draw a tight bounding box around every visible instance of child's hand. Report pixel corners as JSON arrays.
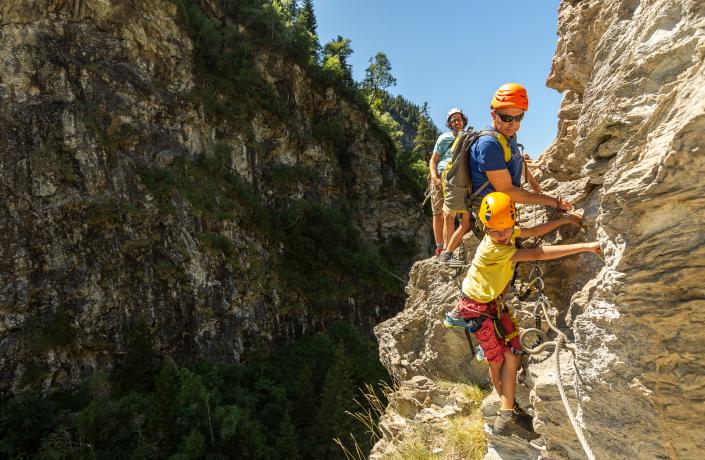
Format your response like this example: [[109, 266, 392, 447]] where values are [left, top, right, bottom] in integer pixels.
[[585, 242, 603, 255], [566, 209, 584, 226]]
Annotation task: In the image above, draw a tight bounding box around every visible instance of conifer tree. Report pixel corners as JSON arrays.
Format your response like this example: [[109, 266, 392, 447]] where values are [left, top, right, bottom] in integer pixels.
[[292, 363, 317, 427], [275, 409, 300, 460], [362, 52, 397, 102], [322, 36, 354, 85], [151, 359, 181, 448], [294, 0, 320, 64], [299, 0, 317, 36], [314, 343, 357, 458], [412, 102, 439, 161]]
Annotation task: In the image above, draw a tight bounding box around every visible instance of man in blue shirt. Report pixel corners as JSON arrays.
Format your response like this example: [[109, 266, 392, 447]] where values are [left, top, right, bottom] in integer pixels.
[[439, 83, 571, 264], [470, 131, 524, 195], [471, 83, 571, 207]]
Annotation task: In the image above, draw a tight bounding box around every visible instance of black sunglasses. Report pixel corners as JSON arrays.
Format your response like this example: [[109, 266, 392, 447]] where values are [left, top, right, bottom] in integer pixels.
[[494, 111, 525, 123]]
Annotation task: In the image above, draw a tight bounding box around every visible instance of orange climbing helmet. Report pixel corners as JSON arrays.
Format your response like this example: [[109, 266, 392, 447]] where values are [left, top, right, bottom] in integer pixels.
[[479, 192, 517, 230], [490, 83, 529, 111]]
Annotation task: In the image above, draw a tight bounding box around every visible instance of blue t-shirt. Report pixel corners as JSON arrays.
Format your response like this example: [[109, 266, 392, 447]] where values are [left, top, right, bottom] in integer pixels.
[[469, 129, 524, 197], [432, 131, 459, 173]]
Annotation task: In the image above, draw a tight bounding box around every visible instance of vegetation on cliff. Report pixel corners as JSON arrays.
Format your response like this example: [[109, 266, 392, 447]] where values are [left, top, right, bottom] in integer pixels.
[[162, 0, 437, 315], [1, 322, 386, 459]]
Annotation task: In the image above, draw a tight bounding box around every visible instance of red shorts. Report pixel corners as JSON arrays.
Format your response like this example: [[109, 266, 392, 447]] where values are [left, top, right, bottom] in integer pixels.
[[456, 295, 521, 364]]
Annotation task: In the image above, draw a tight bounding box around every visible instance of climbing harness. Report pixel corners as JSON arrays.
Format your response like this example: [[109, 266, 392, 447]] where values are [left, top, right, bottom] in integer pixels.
[[493, 298, 520, 347], [519, 278, 596, 460]]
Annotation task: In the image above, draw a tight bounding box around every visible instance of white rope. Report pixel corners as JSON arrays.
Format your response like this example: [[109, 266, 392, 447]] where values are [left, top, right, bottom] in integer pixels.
[[553, 335, 596, 460], [520, 292, 596, 460]]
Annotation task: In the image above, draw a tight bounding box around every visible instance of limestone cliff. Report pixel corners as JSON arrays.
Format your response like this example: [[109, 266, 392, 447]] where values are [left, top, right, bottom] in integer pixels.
[[373, 0, 705, 459], [0, 1, 429, 391]]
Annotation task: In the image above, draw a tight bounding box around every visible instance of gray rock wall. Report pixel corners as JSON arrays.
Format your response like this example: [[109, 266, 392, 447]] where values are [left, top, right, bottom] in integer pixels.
[[541, 0, 705, 458], [375, 0, 705, 458]]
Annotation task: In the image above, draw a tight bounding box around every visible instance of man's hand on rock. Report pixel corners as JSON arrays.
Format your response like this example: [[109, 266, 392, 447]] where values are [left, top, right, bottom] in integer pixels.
[[556, 197, 573, 211], [566, 209, 584, 226]]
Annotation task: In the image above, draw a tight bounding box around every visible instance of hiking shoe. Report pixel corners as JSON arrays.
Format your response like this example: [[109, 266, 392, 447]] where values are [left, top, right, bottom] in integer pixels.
[[443, 310, 467, 329], [494, 409, 539, 440], [446, 254, 466, 266], [439, 251, 465, 266], [433, 246, 443, 257], [512, 405, 534, 432], [438, 251, 466, 266]]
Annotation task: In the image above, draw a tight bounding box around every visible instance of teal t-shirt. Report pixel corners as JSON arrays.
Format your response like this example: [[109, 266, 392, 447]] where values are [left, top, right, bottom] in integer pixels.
[[432, 131, 458, 173]]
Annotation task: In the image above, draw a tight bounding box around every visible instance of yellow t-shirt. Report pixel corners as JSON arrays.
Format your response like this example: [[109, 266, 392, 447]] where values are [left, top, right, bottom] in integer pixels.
[[461, 227, 521, 303]]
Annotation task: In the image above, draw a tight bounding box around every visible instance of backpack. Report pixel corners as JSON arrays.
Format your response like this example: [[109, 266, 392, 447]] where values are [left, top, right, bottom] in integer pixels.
[[441, 130, 514, 238]]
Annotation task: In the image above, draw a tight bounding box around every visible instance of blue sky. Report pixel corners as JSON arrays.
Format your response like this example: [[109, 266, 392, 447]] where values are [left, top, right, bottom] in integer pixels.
[[314, 0, 562, 157]]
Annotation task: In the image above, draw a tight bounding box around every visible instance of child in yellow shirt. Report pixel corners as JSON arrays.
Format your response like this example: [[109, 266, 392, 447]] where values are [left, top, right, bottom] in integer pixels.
[[444, 192, 602, 439]]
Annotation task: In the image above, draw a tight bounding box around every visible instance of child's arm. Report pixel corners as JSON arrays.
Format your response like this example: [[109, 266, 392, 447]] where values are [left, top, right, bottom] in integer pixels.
[[519, 210, 583, 239], [511, 242, 602, 262]]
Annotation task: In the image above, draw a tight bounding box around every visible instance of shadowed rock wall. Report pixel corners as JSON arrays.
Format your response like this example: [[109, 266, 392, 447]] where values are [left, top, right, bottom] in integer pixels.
[[0, 1, 429, 391]]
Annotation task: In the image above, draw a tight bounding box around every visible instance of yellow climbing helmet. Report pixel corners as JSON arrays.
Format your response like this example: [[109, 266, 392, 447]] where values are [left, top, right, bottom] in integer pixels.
[[479, 192, 516, 230]]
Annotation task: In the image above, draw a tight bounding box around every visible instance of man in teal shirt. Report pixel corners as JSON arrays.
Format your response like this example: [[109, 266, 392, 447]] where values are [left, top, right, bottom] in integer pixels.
[[429, 108, 469, 257]]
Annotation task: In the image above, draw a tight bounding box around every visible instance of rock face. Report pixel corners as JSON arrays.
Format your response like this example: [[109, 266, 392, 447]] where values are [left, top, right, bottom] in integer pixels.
[[375, 253, 488, 386], [0, 1, 429, 391], [375, 0, 705, 459], [540, 0, 705, 458], [369, 376, 475, 460]]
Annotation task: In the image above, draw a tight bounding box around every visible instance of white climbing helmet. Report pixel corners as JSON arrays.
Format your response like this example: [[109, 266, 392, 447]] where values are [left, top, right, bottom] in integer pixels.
[[446, 108, 468, 129]]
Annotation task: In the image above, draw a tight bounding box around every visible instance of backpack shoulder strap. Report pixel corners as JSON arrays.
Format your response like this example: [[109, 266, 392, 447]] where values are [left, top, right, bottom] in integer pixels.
[[479, 130, 512, 164], [468, 131, 513, 200], [448, 130, 464, 155]]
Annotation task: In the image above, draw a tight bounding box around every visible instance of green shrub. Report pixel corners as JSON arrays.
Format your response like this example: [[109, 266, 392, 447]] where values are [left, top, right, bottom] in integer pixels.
[[24, 305, 75, 355], [199, 232, 234, 257]]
